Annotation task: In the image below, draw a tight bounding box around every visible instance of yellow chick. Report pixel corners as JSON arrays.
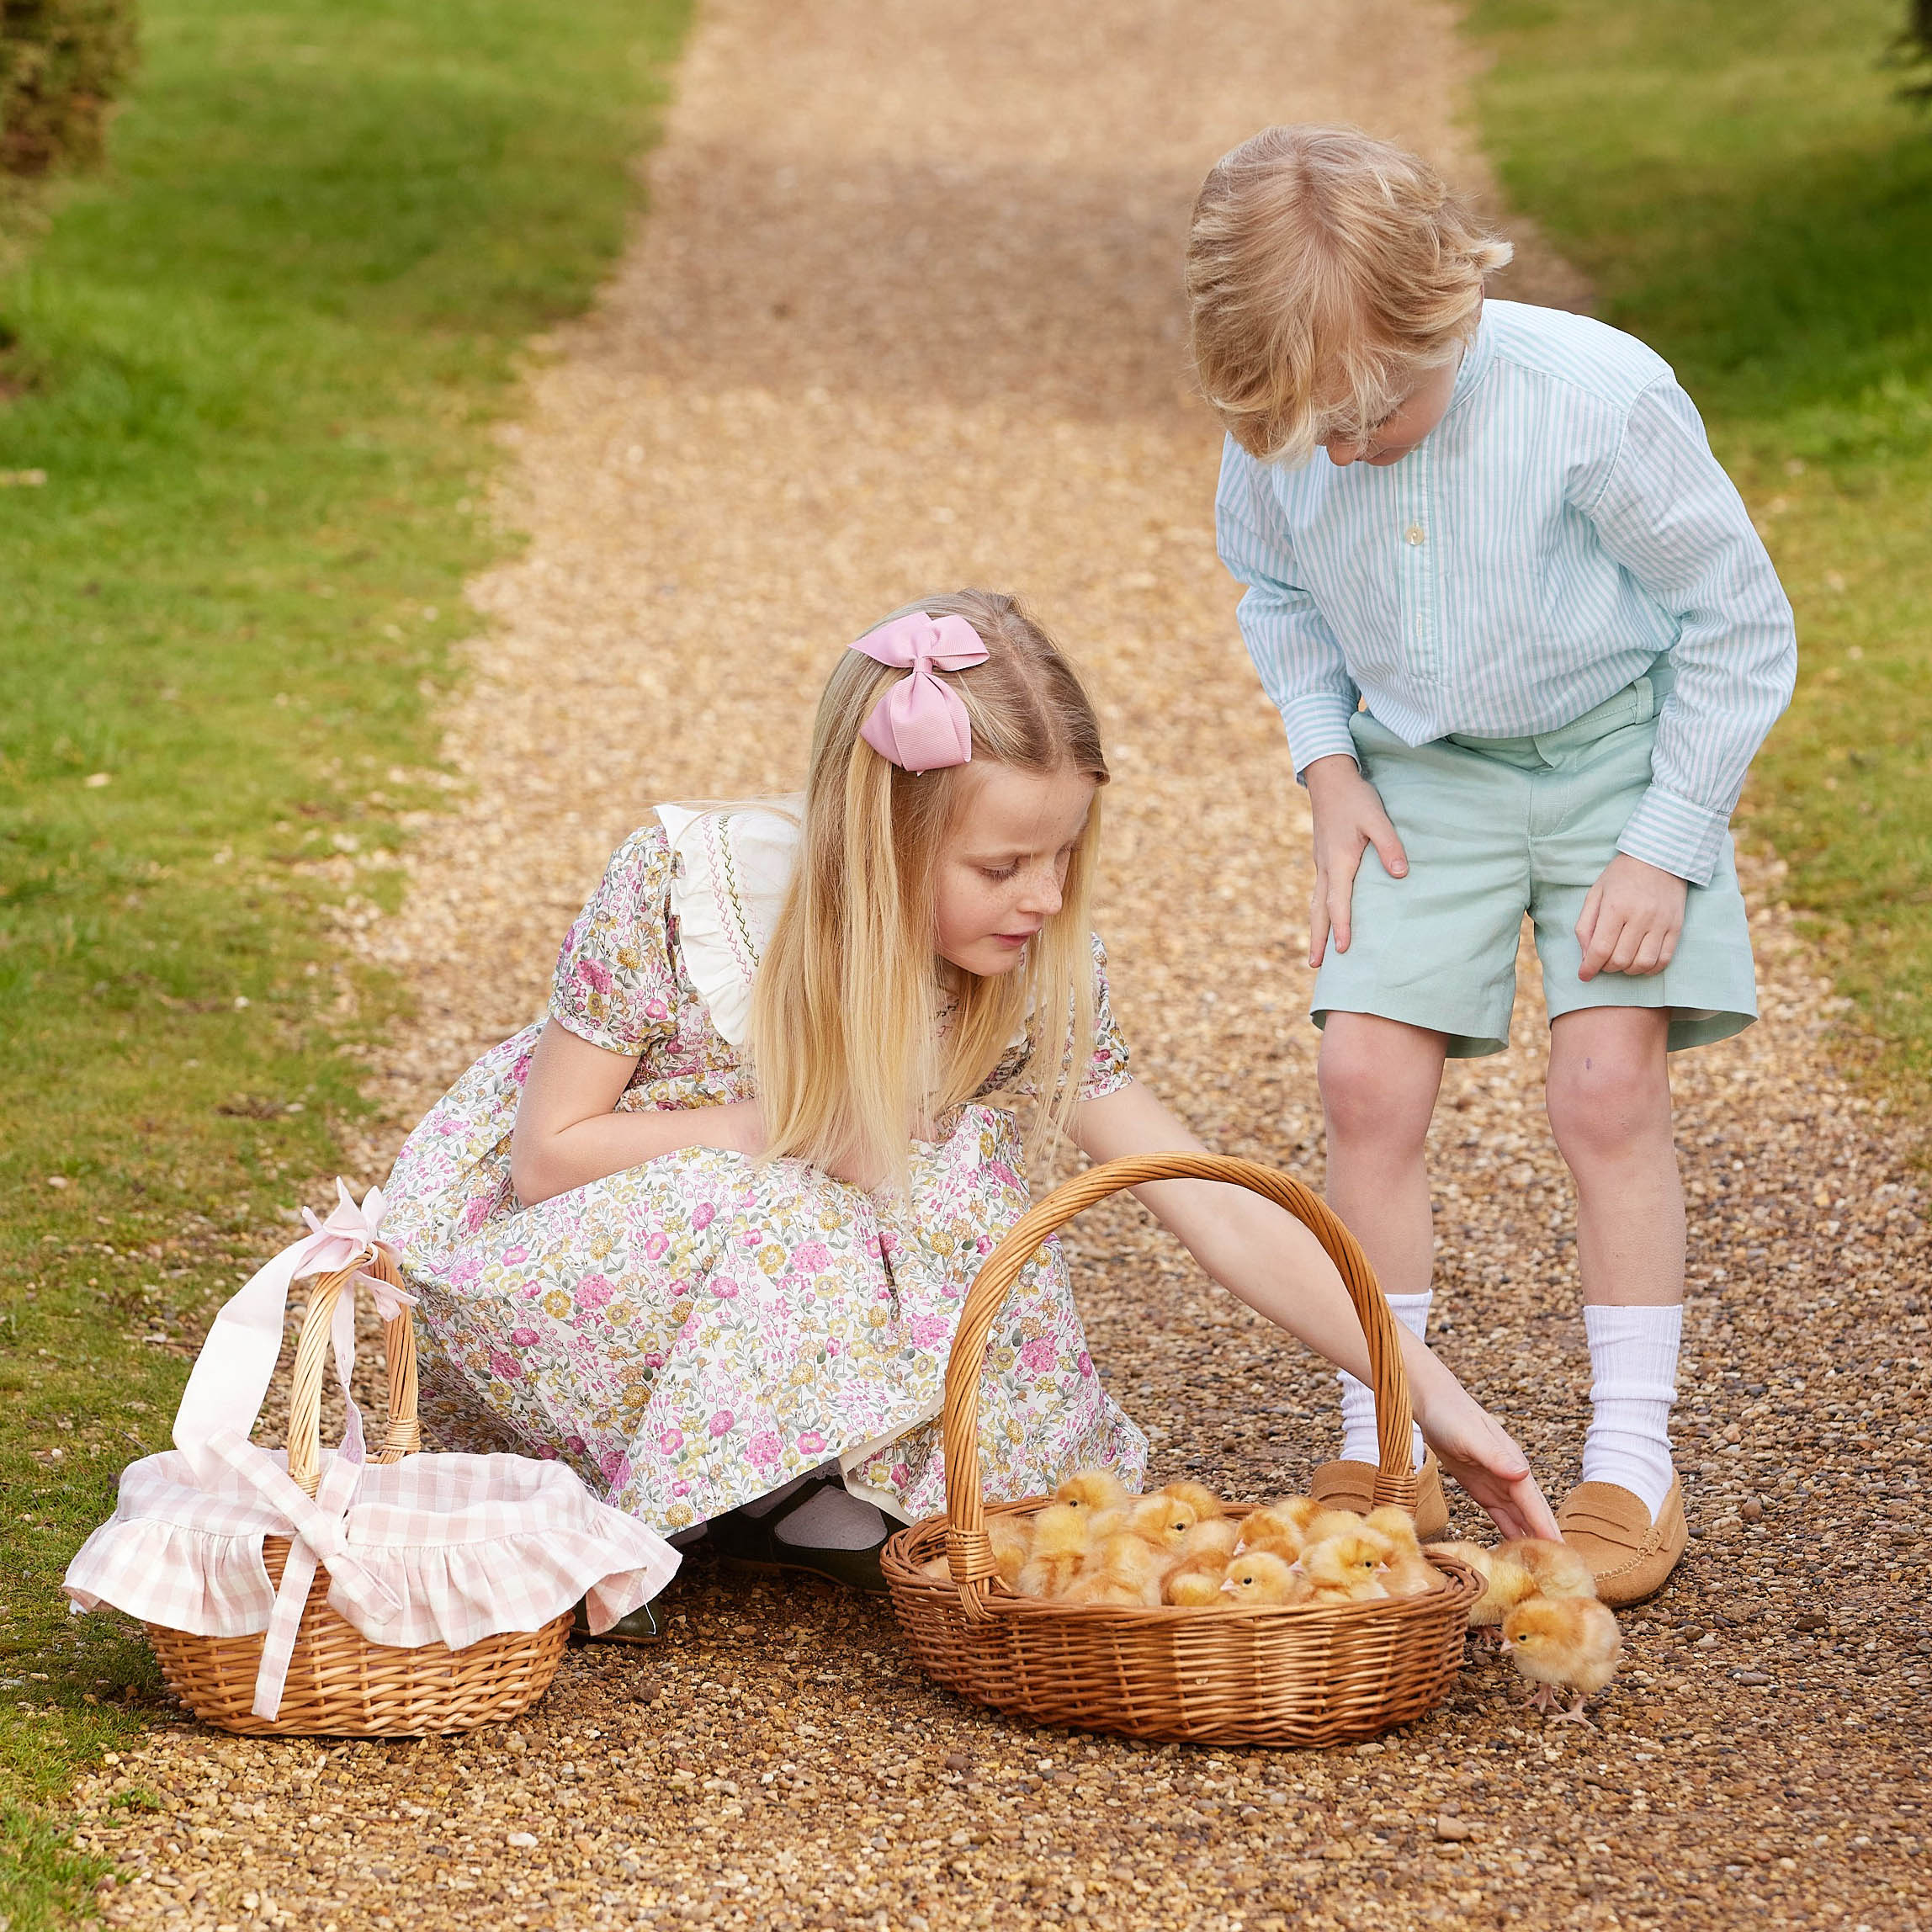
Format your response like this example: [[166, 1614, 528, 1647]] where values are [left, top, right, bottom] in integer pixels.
[[1174, 1515, 1239, 1562], [1054, 1468, 1131, 1522], [1159, 1518, 1238, 1604], [1219, 1549, 1304, 1606], [1158, 1479, 1228, 1521], [1363, 1505, 1446, 1597], [916, 1512, 1034, 1590], [1064, 1531, 1165, 1606], [989, 1513, 1032, 1590], [1233, 1505, 1305, 1562], [1015, 1501, 1091, 1598], [1430, 1540, 1537, 1642], [1497, 1537, 1598, 1601], [1274, 1494, 1362, 1542], [1502, 1595, 1623, 1727], [1109, 1493, 1200, 1558], [1299, 1526, 1396, 1604], [1163, 1552, 1234, 1606]]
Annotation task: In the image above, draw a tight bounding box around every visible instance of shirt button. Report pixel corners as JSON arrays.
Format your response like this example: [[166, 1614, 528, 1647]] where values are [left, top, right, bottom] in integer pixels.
[[1405, 523, 1427, 546]]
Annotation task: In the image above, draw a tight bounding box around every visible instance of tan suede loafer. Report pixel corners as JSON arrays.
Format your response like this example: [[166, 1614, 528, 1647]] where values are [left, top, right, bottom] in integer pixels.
[[1556, 1474, 1686, 1607], [1308, 1452, 1450, 1538]]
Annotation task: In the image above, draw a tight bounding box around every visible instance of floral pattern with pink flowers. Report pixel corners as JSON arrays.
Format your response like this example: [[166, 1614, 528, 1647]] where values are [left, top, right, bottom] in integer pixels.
[[380, 819, 1145, 1534]]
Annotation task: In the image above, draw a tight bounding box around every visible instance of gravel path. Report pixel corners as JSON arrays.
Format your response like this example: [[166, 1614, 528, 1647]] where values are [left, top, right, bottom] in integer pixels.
[[77, 2, 1929, 1927]]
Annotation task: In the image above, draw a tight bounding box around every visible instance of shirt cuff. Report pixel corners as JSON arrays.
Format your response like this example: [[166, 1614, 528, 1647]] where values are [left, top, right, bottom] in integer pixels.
[[1282, 697, 1361, 784], [1616, 783, 1730, 888]]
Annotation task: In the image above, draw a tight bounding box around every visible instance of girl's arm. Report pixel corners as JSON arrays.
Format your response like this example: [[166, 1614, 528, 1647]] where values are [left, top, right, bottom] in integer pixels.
[[1072, 1079, 1559, 1541], [508, 1020, 763, 1207]]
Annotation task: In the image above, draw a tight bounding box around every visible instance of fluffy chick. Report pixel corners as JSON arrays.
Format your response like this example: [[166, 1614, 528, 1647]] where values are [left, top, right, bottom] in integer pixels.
[[1430, 1540, 1537, 1640], [989, 1514, 1032, 1590], [1269, 1494, 1363, 1547], [1502, 1595, 1623, 1727], [1158, 1519, 1239, 1606], [1497, 1537, 1598, 1601], [1163, 1552, 1234, 1606], [915, 1512, 1034, 1590], [1233, 1506, 1305, 1562], [1158, 1479, 1229, 1521], [1174, 1515, 1239, 1562], [1015, 1502, 1091, 1599], [1363, 1505, 1446, 1597], [1300, 1526, 1396, 1604], [1219, 1550, 1304, 1606], [1111, 1493, 1201, 1558], [1065, 1531, 1165, 1606], [1054, 1468, 1131, 1522]]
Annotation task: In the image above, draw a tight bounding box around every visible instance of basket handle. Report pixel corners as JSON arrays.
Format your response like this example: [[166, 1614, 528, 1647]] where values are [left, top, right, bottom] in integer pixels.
[[938, 1152, 1415, 1619], [284, 1249, 421, 1497], [172, 1181, 420, 1496]]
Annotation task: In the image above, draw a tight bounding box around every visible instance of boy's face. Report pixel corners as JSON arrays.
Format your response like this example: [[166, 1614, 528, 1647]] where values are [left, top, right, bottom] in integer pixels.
[[1321, 338, 1467, 468]]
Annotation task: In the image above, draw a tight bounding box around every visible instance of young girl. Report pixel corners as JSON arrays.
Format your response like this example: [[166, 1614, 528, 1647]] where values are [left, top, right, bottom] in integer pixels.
[[380, 590, 1556, 1622]]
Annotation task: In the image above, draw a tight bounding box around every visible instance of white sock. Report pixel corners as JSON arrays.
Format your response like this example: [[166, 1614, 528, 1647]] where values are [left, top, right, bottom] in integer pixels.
[[1337, 1291, 1431, 1469], [772, 1484, 889, 1552], [1579, 1303, 1681, 1517]]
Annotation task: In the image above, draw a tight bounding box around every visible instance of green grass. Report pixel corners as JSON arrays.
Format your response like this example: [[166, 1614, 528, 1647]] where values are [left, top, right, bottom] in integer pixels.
[[0, 0, 688, 1920], [1466, 0, 1932, 1125]]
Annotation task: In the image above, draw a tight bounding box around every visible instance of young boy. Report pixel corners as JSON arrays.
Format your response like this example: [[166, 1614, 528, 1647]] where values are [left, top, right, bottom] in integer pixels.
[[1189, 125, 1796, 1604]]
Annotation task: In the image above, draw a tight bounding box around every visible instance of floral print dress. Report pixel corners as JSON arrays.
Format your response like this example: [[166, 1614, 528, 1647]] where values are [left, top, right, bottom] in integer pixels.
[[380, 804, 1148, 1535]]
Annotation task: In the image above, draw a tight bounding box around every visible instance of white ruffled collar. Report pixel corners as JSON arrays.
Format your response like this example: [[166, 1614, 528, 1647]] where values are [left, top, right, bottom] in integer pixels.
[[656, 800, 802, 1048]]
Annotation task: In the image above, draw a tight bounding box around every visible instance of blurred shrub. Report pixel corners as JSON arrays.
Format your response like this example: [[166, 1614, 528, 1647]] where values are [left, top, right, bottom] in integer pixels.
[[1, 0, 137, 176], [1895, 0, 1932, 104]]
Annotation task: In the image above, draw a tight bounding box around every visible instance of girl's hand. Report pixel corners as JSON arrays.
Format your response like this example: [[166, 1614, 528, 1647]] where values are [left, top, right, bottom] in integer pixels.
[[1303, 754, 1407, 967], [1416, 1379, 1560, 1541], [1575, 853, 1687, 979]]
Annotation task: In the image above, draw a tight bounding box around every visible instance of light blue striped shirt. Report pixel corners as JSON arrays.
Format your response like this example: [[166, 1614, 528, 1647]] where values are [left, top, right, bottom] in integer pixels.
[[1215, 300, 1797, 886]]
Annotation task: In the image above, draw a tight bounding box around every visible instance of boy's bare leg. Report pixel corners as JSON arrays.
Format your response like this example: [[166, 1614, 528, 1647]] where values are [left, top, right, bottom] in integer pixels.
[[1318, 1013, 1450, 1468], [1545, 1007, 1683, 1308], [1545, 1006, 1685, 1534]]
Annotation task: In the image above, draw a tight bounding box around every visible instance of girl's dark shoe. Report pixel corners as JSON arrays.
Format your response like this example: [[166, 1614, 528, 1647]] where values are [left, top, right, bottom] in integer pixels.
[[709, 1477, 889, 1595], [571, 1599, 663, 1644]]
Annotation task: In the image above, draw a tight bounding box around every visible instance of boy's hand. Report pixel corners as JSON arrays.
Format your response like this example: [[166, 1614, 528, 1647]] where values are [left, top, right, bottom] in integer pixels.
[[1304, 753, 1407, 967], [1575, 853, 1687, 979]]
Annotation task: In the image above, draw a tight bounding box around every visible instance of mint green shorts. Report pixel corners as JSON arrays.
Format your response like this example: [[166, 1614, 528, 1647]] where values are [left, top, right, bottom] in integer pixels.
[[1311, 667, 1758, 1059]]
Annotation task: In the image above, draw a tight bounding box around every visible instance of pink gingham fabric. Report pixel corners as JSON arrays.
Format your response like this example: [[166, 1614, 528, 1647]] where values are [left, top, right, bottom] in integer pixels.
[[63, 1185, 680, 1720]]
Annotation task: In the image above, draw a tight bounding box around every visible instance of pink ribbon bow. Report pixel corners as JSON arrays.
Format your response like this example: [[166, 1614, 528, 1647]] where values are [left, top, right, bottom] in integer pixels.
[[850, 612, 990, 772], [291, 1180, 416, 1323]]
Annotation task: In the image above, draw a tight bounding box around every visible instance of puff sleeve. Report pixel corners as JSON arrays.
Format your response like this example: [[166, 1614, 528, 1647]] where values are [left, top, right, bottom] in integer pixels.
[[549, 826, 682, 1059]]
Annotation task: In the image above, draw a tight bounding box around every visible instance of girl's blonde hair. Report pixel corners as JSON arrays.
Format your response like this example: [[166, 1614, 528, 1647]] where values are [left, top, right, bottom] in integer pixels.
[[748, 589, 1108, 1186], [1186, 125, 1513, 464]]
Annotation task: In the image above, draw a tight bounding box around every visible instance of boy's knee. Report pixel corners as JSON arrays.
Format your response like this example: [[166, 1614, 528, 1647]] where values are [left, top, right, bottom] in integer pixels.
[[1319, 1034, 1435, 1149], [1546, 1052, 1671, 1165]]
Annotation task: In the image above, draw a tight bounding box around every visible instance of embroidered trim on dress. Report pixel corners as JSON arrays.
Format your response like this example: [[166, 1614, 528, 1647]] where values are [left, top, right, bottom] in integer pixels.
[[702, 813, 765, 994]]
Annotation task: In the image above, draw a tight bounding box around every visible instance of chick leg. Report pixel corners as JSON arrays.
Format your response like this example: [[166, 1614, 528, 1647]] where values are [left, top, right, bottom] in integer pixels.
[[1547, 1694, 1599, 1731], [1525, 1683, 1558, 1714]]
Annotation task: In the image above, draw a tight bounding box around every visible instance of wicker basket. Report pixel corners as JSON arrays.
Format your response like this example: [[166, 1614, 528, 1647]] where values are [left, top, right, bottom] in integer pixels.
[[146, 1251, 571, 1737], [882, 1152, 1481, 1745]]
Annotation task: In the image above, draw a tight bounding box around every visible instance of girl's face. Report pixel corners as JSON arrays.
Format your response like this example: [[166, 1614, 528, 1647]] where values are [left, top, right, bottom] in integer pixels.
[[934, 762, 1096, 978], [1320, 332, 1468, 468]]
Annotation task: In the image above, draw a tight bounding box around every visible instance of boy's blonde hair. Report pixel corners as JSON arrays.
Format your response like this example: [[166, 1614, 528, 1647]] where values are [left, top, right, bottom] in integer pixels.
[[1186, 125, 1513, 464], [748, 589, 1107, 1188]]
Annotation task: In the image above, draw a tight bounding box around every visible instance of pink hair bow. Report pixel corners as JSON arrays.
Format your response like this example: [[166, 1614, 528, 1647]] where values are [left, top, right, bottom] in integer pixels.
[[850, 611, 990, 772]]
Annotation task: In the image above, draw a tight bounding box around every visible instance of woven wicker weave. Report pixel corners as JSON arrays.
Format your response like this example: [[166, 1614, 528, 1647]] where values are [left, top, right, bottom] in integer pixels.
[[146, 1252, 571, 1737], [882, 1152, 1480, 1744]]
